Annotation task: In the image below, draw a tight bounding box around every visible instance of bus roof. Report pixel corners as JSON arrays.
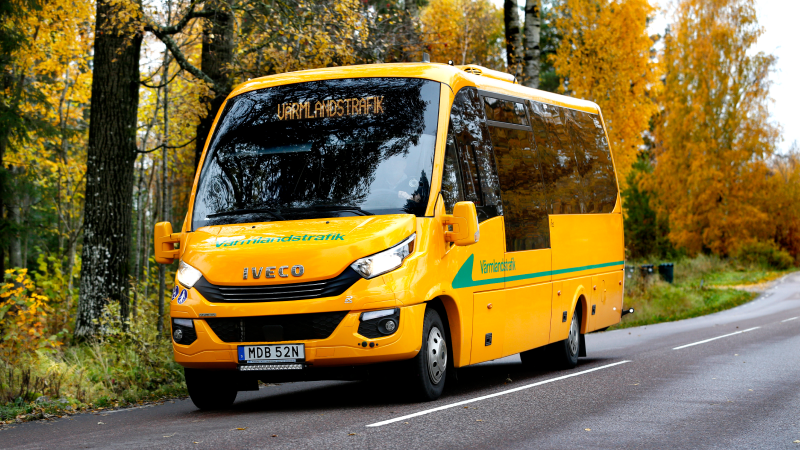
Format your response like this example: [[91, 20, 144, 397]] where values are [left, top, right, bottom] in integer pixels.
[[229, 63, 601, 115]]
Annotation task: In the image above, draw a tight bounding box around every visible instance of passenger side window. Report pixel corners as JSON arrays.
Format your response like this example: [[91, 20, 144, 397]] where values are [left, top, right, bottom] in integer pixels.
[[528, 100, 618, 214], [449, 88, 503, 222], [483, 96, 529, 126], [487, 125, 550, 251], [441, 132, 465, 214], [568, 110, 618, 213], [528, 101, 578, 214]]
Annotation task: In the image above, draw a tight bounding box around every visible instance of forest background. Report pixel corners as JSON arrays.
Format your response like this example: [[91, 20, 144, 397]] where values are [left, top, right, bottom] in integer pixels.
[[1, 0, 799, 419]]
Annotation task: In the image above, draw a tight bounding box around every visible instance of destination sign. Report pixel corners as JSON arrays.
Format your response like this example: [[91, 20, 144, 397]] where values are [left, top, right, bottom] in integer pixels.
[[277, 96, 385, 121]]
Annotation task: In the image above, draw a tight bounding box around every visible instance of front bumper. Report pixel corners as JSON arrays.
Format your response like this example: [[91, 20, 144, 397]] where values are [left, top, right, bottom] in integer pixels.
[[172, 303, 426, 369]]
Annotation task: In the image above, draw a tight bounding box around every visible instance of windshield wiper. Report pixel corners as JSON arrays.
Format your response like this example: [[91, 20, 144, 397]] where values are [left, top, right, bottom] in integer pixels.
[[284, 205, 373, 216], [206, 208, 286, 221]]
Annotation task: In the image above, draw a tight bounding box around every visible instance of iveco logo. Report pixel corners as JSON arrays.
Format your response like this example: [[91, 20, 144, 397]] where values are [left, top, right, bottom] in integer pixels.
[[243, 265, 304, 280]]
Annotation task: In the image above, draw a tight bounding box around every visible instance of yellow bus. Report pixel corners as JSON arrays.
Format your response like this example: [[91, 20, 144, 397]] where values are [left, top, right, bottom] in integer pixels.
[[154, 62, 628, 409]]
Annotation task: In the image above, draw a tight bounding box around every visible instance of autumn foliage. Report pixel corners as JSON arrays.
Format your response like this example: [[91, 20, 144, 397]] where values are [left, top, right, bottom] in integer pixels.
[[649, 0, 779, 256], [420, 0, 504, 69], [550, 0, 659, 189]]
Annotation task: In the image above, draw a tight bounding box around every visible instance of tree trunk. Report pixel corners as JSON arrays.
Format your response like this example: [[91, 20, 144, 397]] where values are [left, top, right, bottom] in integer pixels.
[[406, 0, 418, 17], [504, 0, 522, 75], [522, 0, 540, 88], [195, 4, 234, 169], [7, 198, 22, 268], [158, 45, 170, 336], [74, 0, 142, 339]]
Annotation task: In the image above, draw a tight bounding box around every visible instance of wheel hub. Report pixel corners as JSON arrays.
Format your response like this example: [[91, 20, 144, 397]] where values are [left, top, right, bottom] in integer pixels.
[[568, 313, 579, 356], [427, 326, 447, 384]]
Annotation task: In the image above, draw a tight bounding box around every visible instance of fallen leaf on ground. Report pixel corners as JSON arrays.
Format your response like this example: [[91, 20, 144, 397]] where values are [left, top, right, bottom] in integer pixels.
[[272, 435, 277, 437], [97, 422, 104, 425], [585, 428, 591, 431], [235, 427, 247, 431], [349, 433, 357, 436], [476, 419, 483, 422]]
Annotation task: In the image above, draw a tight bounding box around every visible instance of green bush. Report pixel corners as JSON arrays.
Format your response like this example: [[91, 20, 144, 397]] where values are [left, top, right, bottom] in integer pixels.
[[733, 240, 795, 270]]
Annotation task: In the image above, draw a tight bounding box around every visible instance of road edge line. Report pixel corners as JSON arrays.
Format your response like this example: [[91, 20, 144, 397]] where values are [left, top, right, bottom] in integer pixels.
[[365, 360, 631, 428]]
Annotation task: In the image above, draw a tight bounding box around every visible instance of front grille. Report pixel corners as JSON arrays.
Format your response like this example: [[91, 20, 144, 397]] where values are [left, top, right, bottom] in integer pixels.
[[205, 311, 349, 343], [193, 267, 361, 303]]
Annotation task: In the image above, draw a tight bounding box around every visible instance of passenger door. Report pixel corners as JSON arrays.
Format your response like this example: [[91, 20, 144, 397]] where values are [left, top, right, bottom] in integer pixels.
[[482, 93, 553, 357], [441, 88, 507, 364]]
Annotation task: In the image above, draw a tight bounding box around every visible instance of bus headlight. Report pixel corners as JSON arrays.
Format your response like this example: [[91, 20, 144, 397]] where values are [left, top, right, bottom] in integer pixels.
[[350, 234, 415, 279], [177, 260, 203, 288]]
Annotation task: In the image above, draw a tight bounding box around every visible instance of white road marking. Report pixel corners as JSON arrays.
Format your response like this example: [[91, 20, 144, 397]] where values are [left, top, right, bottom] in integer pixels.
[[365, 360, 631, 427], [781, 317, 798, 323], [672, 327, 760, 350]]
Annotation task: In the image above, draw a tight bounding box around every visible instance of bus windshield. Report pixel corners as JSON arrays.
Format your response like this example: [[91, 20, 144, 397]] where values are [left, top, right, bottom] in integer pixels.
[[192, 77, 441, 229]]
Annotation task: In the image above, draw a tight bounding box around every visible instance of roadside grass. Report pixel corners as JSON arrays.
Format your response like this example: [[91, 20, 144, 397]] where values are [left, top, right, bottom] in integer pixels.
[[0, 303, 187, 424], [612, 254, 793, 330]]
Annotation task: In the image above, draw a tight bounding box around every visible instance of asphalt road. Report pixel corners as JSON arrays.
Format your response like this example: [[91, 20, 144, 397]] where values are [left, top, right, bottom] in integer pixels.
[[3, 272, 800, 449]]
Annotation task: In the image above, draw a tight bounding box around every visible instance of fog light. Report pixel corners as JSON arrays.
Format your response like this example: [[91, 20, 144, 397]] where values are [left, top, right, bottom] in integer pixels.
[[173, 328, 183, 342], [384, 319, 397, 332]]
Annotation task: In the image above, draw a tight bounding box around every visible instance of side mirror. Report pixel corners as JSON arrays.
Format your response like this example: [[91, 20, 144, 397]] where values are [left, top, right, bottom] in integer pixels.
[[443, 201, 479, 246], [154, 222, 181, 264]]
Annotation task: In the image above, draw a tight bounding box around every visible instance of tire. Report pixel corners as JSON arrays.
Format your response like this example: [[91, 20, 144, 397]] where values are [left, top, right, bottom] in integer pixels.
[[409, 308, 448, 401], [519, 344, 550, 370], [550, 306, 581, 370], [184, 368, 238, 410]]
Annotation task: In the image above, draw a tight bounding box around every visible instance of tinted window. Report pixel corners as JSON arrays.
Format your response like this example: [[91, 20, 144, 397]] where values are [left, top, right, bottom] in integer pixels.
[[488, 126, 550, 251], [449, 88, 503, 222], [441, 132, 465, 214], [528, 100, 617, 215], [529, 101, 577, 214], [192, 78, 440, 229], [483, 96, 529, 125], [568, 110, 618, 213]]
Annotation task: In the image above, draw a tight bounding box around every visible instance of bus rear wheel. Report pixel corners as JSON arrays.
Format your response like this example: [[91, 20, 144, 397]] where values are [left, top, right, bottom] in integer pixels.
[[520, 307, 581, 370], [409, 308, 448, 401], [184, 368, 238, 410], [551, 306, 581, 369]]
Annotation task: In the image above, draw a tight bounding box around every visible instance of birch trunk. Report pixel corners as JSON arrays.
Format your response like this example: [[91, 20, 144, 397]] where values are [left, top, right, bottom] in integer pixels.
[[522, 0, 541, 88], [504, 0, 522, 75]]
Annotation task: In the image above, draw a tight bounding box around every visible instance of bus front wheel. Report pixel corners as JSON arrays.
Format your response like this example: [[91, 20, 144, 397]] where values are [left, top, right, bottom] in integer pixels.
[[409, 308, 448, 401], [184, 368, 238, 410]]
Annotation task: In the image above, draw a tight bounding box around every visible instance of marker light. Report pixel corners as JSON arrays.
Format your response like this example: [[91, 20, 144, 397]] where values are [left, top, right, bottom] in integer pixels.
[[173, 318, 194, 328], [351, 234, 415, 279], [177, 260, 203, 288], [361, 309, 396, 322]]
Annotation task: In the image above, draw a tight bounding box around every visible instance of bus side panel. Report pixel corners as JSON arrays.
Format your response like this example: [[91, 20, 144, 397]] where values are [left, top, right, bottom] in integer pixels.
[[550, 213, 624, 281], [549, 276, 590, 343], [471, 290, 506, 364], [590, 271, 624, 331], [501, 282, 552, 357]]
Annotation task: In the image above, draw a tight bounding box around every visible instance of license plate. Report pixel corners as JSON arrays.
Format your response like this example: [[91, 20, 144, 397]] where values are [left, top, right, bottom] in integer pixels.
[[237, 344, 305, 363]]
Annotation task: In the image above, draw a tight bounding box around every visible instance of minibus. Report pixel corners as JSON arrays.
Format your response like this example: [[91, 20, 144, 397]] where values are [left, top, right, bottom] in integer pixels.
[[154, 62, 628, 409]]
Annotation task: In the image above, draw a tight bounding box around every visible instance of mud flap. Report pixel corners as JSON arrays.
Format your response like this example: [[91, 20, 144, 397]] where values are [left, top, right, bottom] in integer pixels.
[[579, 334, 586, 357]]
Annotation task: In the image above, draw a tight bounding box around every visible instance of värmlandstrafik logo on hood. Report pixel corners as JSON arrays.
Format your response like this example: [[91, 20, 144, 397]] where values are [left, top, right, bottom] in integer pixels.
[[216, 233, 346, 248]]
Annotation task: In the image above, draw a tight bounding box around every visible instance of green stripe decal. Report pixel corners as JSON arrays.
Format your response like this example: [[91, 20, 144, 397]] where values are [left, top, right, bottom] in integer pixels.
[[451, 254, 624, 289]]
